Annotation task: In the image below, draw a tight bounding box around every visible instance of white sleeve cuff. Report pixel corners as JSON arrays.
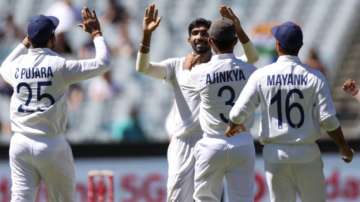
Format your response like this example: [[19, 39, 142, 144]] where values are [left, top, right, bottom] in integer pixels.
[[241, 41, 259, 64], [229, 108, 247, 124], [320, 115, 340, 132], [136, 51, 150, 73]]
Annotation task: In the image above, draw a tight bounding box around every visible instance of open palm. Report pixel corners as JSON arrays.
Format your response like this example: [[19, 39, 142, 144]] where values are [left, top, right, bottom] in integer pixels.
[[219, 5, 241, 29], [143, 4, 161, 33], [79, 7, 101, 34]]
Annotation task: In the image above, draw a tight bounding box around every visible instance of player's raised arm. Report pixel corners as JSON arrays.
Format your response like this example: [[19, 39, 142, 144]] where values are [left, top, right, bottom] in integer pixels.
[[140, 4, 161, 54], [0, 36, 31, 84], [219, 5, 258, 64], [62, 7, 110, 84], [1, 36, 30, 68], [136, 4, 171, 80], [343, 79, 360, 102]]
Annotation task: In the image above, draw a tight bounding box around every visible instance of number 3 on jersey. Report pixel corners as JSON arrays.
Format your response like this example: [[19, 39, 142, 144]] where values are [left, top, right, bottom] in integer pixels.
[[17, 81, 55, 113], [270, 89, 305, 129], [217, 85, 235, 123]]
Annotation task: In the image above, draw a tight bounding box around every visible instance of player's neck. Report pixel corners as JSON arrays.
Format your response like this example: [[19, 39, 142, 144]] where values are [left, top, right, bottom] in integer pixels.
[[277, 51, 298, 57], [278, 52, 287, 56], [194, 51, 212, 64], [217, 50, 233, 54]]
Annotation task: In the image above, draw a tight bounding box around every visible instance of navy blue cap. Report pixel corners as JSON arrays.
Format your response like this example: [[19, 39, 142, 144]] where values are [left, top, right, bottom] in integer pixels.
[[27, 15, 59, 45], [271, 21, 303, 51]]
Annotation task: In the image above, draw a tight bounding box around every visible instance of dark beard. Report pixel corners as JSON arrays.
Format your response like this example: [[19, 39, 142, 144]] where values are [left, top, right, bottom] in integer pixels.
[[192, 44, 210, 54]]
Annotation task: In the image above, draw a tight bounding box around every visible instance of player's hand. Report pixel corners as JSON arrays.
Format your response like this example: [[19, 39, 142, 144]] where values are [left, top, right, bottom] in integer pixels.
[[79, 7, 101, 37], [340, 147, 354, 163], [219, 6, 242, 30], [342, 79, 359, 96], [183, 53, 201, 70], [225, 121, 246, 137], [143, 4, 161, 34]]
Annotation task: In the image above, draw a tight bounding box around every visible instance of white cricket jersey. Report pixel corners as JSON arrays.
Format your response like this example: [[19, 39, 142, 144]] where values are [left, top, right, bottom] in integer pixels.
[[191, 53, 256, 141], [230, 55, 336, 162], [160, 57, 203, 138], [0, 36, 110, 136]]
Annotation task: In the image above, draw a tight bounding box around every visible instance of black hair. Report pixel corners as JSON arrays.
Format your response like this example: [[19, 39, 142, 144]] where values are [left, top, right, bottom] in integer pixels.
[[208, 18, 237, 52], [188, 18, 211, 36], [211, 37, 237, 52], [278, 44, 301, 56], [31, 33, 55, 48]]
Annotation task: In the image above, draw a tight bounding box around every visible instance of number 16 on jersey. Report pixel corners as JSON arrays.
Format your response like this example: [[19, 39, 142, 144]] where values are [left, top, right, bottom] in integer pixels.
[[270, 89, 305, 129]]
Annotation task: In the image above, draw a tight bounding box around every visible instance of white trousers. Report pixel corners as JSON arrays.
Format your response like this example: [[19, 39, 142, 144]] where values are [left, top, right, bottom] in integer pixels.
[[167, 134, 201, 202], [193, 135, 255, 202], [9, 133, 75, 202], [265, 157, 326, 202]]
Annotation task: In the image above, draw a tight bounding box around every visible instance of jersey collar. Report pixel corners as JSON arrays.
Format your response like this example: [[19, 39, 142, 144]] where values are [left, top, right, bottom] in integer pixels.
[[277, 55, 301, 63], [28, 48, 55, 55], [210, 53, 235, 61]]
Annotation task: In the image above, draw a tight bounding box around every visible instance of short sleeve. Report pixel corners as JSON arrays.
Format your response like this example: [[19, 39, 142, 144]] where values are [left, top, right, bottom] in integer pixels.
[[316, 78, 337, 122]]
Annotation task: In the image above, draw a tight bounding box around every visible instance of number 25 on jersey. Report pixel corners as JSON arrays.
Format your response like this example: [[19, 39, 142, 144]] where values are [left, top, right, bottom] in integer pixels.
[[16, 81, 55, 113]]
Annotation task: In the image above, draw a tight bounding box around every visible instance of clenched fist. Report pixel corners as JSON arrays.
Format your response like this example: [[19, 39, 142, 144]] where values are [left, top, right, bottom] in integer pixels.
[[343, 79, 359, 96]]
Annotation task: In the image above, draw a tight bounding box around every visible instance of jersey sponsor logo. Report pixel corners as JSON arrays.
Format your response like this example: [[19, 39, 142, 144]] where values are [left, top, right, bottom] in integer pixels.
[[267, 74, 308, 86], [15, 66, 54, 80], [206, 69, 245, 85]]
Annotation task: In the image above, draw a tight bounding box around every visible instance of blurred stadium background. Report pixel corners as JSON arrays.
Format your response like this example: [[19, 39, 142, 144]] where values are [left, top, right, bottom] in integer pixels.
[[0, 0, 359, 201]]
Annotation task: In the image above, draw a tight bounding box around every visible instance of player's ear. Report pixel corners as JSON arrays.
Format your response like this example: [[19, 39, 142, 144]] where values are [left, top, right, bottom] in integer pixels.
[[27, 38, 33, 48], [275, 41, 281, 55], [231, 38, 238, 47], [208, 37, 217, 53], [47, 34, 56, 49]]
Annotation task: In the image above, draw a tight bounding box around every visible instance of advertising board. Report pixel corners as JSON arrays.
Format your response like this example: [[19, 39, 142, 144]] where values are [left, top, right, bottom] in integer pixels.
[[0, 155, 359, 202]]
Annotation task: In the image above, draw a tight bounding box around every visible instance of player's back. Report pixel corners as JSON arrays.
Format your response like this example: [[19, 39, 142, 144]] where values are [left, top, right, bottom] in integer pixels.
[[254, 55, 332, 144], [6, 48, 69, 136], [0, 36, 109, 137], [193, 54, 256, 137]]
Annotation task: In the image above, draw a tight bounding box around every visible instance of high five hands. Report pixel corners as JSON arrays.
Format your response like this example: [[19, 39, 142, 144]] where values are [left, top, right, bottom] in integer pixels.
[[143, 4, 161, 34], [219, 5, 241, 29], [79, 7, 102, 38]]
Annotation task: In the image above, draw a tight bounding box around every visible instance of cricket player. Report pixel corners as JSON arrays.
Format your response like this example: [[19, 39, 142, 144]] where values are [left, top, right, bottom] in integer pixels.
[[190, 12, 257, 202], [0, 8, 110, 201], [136, 4, 258, 201], [227, 21, 354, 202], [343, 79, 360, 102]]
